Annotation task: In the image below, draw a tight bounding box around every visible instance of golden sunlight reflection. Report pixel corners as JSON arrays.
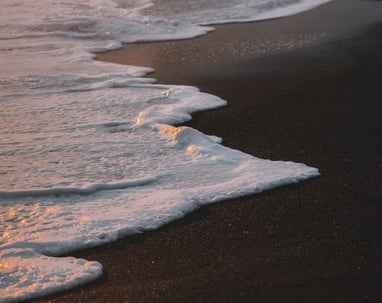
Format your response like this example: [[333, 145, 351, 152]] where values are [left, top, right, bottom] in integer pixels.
[[186, 145, 199, 154]]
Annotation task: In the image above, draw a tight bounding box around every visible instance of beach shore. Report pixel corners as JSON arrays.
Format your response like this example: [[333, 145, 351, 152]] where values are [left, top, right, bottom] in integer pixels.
[[30, 0, 382, 302]]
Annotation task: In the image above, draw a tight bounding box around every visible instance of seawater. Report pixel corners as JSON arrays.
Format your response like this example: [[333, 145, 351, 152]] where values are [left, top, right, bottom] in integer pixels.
[[0, 0, 329, 301]]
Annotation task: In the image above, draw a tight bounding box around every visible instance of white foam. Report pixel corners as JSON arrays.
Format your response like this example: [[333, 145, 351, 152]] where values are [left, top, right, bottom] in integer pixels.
[[136, 86, 227, 126], [144, 0, 332, 25], [0, 0, 329, 301], [0, 249, 102, 303]]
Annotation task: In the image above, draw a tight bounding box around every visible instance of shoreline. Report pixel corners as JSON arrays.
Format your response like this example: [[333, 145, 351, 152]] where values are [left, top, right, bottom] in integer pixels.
[[30, 0, 382, 302], [97, 0, 382, 86]]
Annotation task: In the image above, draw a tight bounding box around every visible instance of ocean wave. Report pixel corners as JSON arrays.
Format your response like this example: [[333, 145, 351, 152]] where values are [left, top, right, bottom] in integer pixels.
[[0, 0, 330, 301]]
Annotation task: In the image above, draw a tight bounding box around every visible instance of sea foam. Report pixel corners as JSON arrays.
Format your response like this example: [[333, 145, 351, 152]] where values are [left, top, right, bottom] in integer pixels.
[[0, 0, 329, 301]]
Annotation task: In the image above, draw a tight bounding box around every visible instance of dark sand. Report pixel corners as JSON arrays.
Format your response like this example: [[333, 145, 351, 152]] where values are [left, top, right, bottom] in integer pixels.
[[30, 0, 382, 302]]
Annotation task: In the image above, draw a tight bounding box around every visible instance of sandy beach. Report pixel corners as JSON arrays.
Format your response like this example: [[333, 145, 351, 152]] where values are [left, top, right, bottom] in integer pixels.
[[30, 0, 382, 302]]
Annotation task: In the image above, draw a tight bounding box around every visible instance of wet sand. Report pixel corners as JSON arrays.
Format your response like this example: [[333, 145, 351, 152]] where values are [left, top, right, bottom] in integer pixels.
[[30, 0, 382, 302]]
